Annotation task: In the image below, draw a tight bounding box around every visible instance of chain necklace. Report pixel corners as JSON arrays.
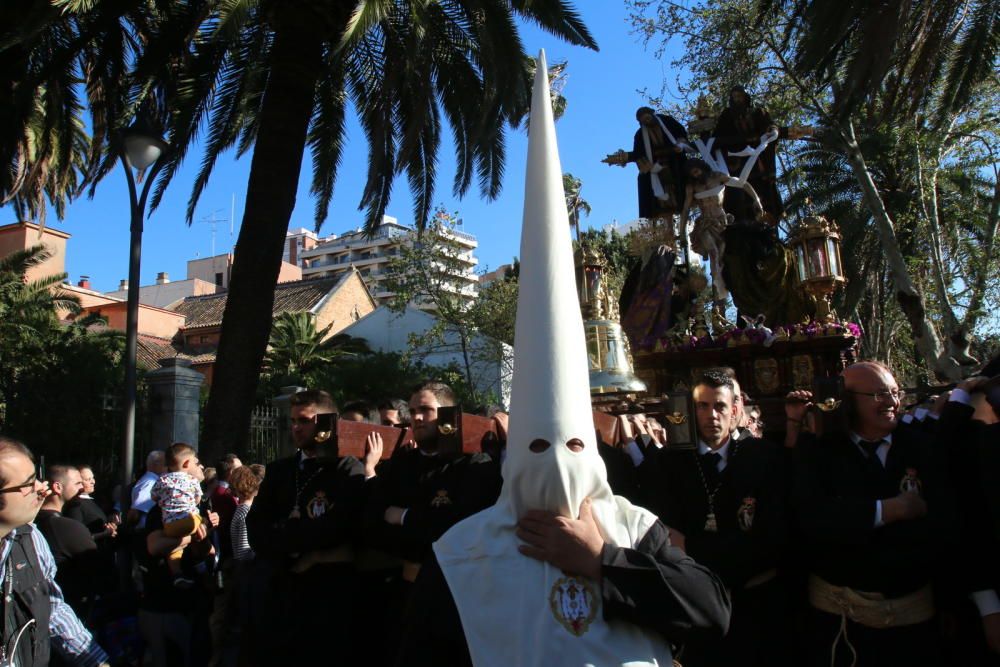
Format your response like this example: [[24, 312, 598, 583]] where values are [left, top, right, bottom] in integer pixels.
[[693, 442, 737, 533], [289, 460, 324, 520]]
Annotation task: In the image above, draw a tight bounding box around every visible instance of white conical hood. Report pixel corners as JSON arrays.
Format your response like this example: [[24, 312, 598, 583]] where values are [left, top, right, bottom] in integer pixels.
[[501, 49, 608, 522], [432, 51, 670, 667]]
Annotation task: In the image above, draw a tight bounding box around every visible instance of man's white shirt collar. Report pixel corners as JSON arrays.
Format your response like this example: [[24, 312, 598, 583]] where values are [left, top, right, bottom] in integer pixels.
[[849, 431, 893, 465], [697, 438, 731, 471]]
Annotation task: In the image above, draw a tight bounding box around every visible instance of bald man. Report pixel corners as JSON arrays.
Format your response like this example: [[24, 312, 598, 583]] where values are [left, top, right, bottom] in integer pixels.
[[786, 362, 959, 666]]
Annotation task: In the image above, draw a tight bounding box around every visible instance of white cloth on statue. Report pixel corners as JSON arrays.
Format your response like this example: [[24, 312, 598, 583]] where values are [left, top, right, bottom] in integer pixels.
[[640, 115, 681, 204]]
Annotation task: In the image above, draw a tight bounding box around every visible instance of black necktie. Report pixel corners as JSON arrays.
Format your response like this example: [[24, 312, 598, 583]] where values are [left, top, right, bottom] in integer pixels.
[[859, 439, 884, 463], [700, 452, 722, 485]]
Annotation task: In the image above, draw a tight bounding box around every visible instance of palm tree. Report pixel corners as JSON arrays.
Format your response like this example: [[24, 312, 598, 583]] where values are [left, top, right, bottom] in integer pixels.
[[0, 244, 80, 333], [764, 0, 998, 122], [0, 244, 81, 403], [264, 311, 370, 379], [132, 0, 597, 458], [0, 0, 174, 225], [755, 0, 999, 379], [7, 1, 597, 457], [563, 172, 591, 241]]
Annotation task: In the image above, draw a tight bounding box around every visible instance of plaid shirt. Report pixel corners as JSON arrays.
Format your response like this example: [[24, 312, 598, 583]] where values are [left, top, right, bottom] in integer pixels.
[[0, 525, 108, 667]]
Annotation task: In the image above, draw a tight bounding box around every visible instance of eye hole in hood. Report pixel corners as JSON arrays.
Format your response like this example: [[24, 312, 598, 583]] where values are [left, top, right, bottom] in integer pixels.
[[529, 439, 551, 453]]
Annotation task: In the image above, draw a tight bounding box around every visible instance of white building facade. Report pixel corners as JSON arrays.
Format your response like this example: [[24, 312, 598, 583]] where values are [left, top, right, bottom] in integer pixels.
[[295, 216, 479, 308]]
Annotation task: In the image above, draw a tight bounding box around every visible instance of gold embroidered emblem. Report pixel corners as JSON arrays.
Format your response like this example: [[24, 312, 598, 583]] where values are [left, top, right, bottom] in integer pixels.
[[900, 468, 922, 495], [549, 576, 598, 636], [306, 490, 331, 518], [738, 496, 756, 532], [430, 489, 452, 507]]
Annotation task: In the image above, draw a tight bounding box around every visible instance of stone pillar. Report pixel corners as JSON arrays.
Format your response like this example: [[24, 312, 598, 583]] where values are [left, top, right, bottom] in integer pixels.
[[146, 358, 205, 452], [271, 385, 304, 458]]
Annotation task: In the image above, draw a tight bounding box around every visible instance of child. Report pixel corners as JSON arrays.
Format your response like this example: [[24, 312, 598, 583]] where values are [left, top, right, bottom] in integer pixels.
[[151, 442, 205, 587]]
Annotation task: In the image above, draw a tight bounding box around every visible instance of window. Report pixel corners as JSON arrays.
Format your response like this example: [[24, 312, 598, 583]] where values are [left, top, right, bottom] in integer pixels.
[[215, 272, 223, 286]]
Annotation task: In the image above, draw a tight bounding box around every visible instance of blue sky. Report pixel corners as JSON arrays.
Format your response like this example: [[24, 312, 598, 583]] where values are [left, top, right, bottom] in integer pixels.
[[17, 4, 684, 292]]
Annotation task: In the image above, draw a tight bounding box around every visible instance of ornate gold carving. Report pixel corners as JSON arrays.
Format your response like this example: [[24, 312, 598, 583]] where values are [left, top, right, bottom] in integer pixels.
[[792, 355, 814, 390], [753, 358, 780, 395]]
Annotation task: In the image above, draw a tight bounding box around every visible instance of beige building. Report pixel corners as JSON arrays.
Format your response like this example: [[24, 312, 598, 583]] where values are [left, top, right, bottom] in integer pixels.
[[169, 269, 377, 384], [0, 221, 70, 284], [186, 252, 302, 290], [296, 216, 479, 307], [284, 228, 319, 266]]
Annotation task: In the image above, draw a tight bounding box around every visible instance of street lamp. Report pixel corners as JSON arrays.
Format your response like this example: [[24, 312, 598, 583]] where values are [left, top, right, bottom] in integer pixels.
[[118, 117, 170, 494]]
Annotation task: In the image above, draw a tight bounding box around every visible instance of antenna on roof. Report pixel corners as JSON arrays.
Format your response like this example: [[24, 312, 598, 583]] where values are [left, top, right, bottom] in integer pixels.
[[200, 209, 229, 257]]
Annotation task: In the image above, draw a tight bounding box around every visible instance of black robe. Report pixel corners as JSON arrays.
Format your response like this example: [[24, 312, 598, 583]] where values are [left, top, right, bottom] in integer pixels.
[[792, 427, 960, 665], [628, 114, 688, 219], [712, 98, 788, 222], [638, 438, 790, 667], [395, 520, 731, 666], [245, 451, 367, 664], [363, 448, 502, 564]]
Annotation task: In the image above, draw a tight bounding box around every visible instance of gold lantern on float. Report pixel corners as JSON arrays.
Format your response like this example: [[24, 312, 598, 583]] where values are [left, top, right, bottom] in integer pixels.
[[788, 211, 846, 322], [574, 244, 647, 398]]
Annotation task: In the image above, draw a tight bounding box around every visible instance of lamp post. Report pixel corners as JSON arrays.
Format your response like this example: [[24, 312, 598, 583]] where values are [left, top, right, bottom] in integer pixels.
[[789, 211, 847, 322], [118, 117, 170, 494]]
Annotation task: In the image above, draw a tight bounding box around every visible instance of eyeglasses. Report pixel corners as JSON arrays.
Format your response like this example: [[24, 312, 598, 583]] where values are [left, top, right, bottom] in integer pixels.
[[0, 475, 41, 495], [848, 389, 903, 403]]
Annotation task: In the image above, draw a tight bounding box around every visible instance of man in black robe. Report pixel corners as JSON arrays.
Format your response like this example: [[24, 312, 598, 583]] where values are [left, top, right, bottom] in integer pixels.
[[712, 86, 788, 223], [786, 362, 960, 666], [245, 389, 368, 665], [364, 381, 501, 664], [620, 107, 688, 221], [934, 375, 1000, 664], [637, 370, 790, 667]]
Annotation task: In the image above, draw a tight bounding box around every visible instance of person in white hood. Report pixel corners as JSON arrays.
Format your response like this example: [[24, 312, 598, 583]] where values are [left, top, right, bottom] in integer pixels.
[[394, 51, 731, 667]]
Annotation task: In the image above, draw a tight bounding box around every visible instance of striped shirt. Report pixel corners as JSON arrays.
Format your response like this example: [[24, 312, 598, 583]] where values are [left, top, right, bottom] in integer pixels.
[[230, 503, 254, 562], [1, 525, 109, 667]]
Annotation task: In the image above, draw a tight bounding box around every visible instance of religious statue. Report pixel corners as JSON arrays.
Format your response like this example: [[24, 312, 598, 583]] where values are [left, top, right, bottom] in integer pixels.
[[619, 240, 680, 352], [603, 107, 689, 223], [687, 95, 717, 139], [712, 86, 812, 223], [720, 224, 814, 325]]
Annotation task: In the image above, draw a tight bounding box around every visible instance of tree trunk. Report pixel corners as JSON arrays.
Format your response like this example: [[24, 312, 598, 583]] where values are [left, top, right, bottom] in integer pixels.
[[200, 24, 323, 461], [837, 120, 960, 380]]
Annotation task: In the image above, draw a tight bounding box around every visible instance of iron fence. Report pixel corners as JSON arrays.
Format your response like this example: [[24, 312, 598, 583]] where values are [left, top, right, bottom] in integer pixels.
[[248, 404, 280, 464]]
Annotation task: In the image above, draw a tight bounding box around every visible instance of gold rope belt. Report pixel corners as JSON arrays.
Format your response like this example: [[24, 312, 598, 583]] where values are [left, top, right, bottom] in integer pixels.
[[808, 575, 934, 667]]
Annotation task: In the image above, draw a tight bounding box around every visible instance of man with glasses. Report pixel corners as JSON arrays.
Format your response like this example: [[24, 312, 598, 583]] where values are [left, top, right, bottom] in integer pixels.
[[787, 361, 958, 666], [0, 438, 109, 666]]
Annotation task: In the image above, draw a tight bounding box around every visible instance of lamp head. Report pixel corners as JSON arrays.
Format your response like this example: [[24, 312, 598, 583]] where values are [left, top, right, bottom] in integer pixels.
[[122, 117, 169, 172]]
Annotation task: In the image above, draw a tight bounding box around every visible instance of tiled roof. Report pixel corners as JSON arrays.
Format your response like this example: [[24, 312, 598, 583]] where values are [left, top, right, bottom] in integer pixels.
[[137, 334, 183, 371], [172, 276, 345, 329]]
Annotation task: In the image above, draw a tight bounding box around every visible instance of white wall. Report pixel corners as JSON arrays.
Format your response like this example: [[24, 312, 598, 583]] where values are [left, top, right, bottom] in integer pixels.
[[340, 306, 511, 407]]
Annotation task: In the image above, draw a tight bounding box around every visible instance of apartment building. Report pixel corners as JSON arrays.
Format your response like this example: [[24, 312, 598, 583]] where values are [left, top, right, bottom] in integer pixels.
[[296, 215, 479, 308]]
